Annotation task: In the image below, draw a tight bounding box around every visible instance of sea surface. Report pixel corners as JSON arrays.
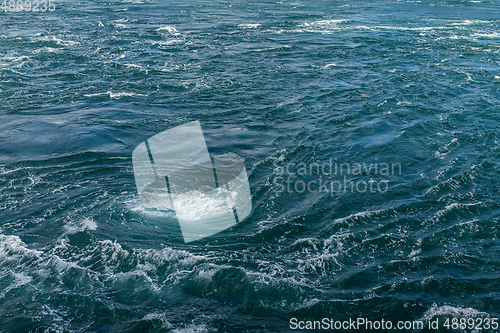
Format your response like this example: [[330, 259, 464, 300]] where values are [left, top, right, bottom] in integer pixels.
[[1, 0, 500, 332]]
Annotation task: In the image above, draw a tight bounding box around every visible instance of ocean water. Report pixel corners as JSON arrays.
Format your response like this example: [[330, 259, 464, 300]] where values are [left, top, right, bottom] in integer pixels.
[[1, 0, 500, 332]]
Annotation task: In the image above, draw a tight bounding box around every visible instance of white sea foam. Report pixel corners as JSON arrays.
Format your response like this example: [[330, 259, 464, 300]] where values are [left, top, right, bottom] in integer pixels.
[[127, 196, 176, 218], [302, 19, 347, 27], [142, 313, 173, 329], [156, 25, 178, 33], [122, 63, 142, 69], [450, 19, 489, 26], [421, 304, 489, 322], [0, 55, 29, 62], [421, 202, 484, 226], [0, 230, 207, 313], [113, 269, 161, 292], [332, 208, 386, 225], [292, 233, 349, 276], [249, 268, 316, 290], [238, 23, 262, 28], [63, 217, 98, 235], [434, 137, 458, 157], [293, 22, 449, 34], [173, 188, 239, 221], [83, 91, 146, 99], [0, 234, 43, 261], [297, 252, 344, 275], [472, 32, 500, 39], [130, 205, 176, 218], [152, 39, 185, 46], [83, 92, 106, 98], [172, 324, 208, 333], [0, 55, 30, 68], [40, 304, 67, 333], [135, 244, 205, 268], [36, 36, 80, 47], [321, 63, 337, 69]]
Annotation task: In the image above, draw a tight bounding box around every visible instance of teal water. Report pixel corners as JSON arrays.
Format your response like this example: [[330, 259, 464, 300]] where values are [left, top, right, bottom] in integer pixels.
[[1, 0, 500, 332]]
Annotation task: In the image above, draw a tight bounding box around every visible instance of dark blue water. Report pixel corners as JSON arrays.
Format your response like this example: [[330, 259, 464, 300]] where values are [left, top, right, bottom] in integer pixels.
[[1, 0, 500, 332]]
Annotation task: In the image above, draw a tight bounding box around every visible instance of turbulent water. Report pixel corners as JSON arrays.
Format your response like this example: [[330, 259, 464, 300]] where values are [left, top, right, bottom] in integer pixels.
[[1, 0, 500, 332]]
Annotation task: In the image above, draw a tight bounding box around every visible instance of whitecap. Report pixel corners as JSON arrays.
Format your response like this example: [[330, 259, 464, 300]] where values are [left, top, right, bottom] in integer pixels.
[[172, 324, 208, 333], [472, 32, 500, 39], [83, 91, 146, 99], [142, 313, 173, 329], [301, 19, 347, 27], [156, 25, 178, 33], [238, 23, 262, 29], [421, 304, 490, 323], [450, 19, 489, 26], [0, 55, 30, 68], [396, 100, 411, 106], [83, 92, 107, 98], [321, 63, 337, 69], [63, 217, 98, 235], [123, 63, 142, 69], [108, 91, 146, 99], [0, 234, 43, 260], [1, 55, 29, 62], [151, 39, 185, 46], [129, 203, 176, 218]]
